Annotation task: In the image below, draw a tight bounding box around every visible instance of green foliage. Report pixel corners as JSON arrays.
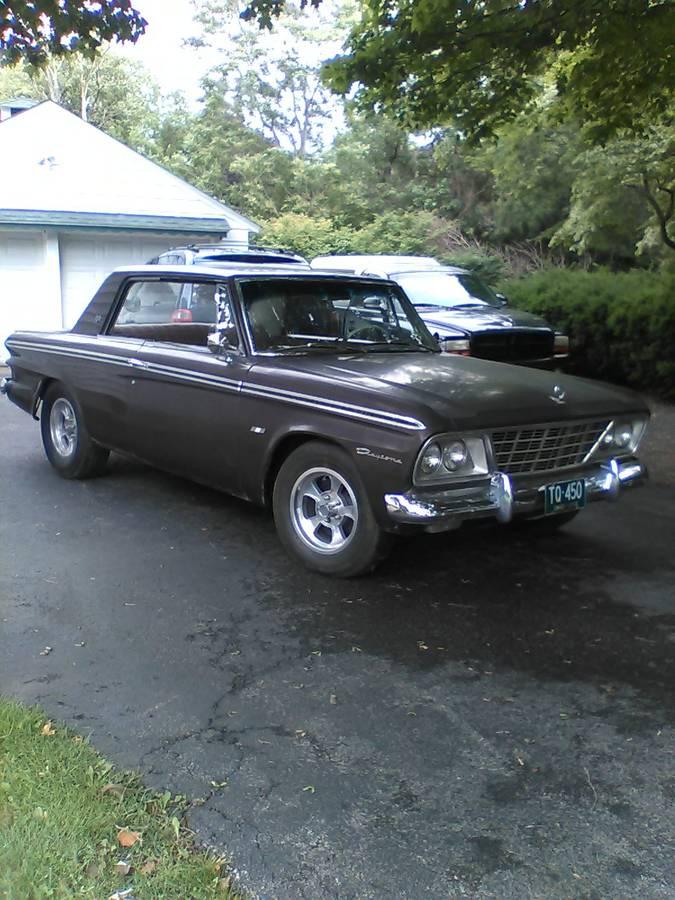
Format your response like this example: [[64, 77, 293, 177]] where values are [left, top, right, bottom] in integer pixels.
[[0, 53, 162, 152], [350, 211, 444, 255], [258, 213, 355, 257], [320, 0, 675, 142], [0, 1, 146, 65], [439, 251, 505, 286], [503, 269, 675, 399]]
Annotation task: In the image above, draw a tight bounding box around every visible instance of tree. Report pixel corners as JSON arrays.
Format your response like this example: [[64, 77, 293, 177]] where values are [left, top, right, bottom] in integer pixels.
[[1, 1, 146, 65], [192, 0, 346, 156], [552, 126, 675, 261], [0, 52, 161, 152], [243, 0, 675, 142]]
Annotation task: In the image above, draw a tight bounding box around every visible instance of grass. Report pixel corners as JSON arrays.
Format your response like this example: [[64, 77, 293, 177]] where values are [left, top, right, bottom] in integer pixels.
[[0, 698, 236, 899]]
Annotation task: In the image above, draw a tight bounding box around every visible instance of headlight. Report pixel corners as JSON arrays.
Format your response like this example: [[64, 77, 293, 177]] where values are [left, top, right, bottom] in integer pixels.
[[414, 434, 489, 485], [442, 440, 467, 471], [440, 338, 471, 356], [596, 417, 648, 457], [419, 442, 442, 475]]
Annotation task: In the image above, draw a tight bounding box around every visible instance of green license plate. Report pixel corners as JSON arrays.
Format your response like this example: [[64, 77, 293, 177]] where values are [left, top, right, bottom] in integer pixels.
[[544, 478, 586, 515]]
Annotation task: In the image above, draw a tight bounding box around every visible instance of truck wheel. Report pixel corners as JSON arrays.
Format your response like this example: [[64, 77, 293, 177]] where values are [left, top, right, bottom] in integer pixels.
[[40, 383, 109, 479], [273, 441, 391, 577]]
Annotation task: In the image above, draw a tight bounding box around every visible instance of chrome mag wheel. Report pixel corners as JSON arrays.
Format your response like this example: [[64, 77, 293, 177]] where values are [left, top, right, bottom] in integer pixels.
[[49, 398, 78, 458], [290, 466, 359, 554]]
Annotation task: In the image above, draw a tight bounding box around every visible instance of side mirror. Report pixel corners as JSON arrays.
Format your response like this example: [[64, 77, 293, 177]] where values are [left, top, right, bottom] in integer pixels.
[[495, 292, 508, 306]]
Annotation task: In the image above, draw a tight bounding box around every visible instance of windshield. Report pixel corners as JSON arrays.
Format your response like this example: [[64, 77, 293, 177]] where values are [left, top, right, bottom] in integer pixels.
[[239, 278, 437, 353], [395, 272, 501, 309]]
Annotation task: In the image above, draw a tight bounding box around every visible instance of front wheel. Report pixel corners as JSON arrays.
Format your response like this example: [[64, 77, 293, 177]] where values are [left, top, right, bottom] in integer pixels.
[[272, 441, 392, 577], [40, 383, 109, 479]]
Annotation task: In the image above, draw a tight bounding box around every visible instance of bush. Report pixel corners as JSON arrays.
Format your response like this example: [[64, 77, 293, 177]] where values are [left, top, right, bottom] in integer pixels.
[[258, 213, 355, 259], [501, 268, 675, 399], [437, 250, 505, 285]]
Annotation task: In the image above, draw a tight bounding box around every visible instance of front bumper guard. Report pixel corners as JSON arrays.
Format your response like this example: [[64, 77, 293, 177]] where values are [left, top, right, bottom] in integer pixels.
[[384, 458, 646, 531]]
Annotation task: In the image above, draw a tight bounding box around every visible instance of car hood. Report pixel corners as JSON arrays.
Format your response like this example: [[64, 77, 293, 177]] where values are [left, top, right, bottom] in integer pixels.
[[416, 304, 551, 338], [252, 353, 648, 432]]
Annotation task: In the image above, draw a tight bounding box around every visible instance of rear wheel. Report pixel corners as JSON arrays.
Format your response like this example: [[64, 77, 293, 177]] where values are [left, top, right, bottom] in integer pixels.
[[272, 441, 391, 576], [40, 383, 109, 479]]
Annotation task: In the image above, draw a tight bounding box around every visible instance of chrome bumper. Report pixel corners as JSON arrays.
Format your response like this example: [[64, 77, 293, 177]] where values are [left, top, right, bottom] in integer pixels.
[[384, 458, 647, 531]]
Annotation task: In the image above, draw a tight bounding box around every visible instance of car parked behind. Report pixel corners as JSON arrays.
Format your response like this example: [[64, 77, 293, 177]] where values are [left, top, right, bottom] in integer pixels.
[[149, 242, 309, 268], [311, 254, 569, 368]]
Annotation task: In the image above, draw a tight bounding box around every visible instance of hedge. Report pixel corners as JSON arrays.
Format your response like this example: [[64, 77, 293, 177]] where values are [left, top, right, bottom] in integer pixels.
[[501, 269, 675, 400]]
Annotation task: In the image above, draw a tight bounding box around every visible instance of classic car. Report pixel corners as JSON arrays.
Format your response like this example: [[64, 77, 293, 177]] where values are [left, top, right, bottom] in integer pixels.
[[311, 254, 569, 367], [2, 265, 648, 577]]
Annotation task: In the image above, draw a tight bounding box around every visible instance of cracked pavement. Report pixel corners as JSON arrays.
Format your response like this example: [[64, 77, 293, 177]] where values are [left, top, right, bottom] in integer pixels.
[[1, 398, 674, 898]]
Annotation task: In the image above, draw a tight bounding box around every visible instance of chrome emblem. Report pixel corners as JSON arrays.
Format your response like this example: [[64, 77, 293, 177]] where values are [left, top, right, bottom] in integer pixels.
[[549, 385, 567, 404]]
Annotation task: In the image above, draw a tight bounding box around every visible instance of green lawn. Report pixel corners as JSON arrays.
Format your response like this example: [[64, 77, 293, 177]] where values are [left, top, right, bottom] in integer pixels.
[[0, 698, 236, 899]]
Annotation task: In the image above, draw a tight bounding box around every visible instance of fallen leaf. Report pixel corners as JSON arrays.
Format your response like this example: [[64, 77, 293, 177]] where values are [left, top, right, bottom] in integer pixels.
[[84, 861, 101, 878], [218, 876, 232, 891], [41, 721, 56, 736], [302, 785, 315, 793], [101, 784, 126, 799], [139, 859, 157, 875], [117, 828, 141, 848], [39, 646, 53, 656]]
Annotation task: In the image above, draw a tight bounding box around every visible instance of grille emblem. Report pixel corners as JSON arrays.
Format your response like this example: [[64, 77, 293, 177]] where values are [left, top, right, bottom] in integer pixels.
[[549, 385, 566, 404]]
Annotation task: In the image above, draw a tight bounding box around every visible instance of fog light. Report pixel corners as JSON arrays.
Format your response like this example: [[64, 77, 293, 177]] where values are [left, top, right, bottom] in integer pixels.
[[420, 442, 442, 474], [443, 440, 468, 471]]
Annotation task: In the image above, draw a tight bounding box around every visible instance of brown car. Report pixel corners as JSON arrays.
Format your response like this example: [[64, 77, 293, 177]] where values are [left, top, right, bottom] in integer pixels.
[[2, 265, 649, 576]]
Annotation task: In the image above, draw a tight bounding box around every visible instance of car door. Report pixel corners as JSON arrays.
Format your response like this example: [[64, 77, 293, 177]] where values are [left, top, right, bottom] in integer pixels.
[[114, 279, 251, 493]]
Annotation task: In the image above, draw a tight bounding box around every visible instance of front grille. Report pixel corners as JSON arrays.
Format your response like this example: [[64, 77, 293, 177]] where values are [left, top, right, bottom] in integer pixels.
[[471, 330, 554, 362], [491, 420, 609, 475]]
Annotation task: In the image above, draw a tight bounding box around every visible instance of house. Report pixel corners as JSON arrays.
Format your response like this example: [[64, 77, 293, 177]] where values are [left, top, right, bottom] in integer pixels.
[[0, 100, 260, 353]]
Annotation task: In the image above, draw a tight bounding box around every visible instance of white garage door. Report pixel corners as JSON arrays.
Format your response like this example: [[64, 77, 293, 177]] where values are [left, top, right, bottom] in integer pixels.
[[0, 230, 58, 357], [59, 234, 183, 328]]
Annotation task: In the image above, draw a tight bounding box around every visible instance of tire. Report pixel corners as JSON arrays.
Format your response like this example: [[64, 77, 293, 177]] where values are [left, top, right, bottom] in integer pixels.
[[517, 510, 579, 533], [40, 383, 110, 479], [272, 441, 392, 577]]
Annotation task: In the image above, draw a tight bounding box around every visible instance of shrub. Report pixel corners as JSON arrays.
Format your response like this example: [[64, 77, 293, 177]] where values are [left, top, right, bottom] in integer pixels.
[[501, 268, 675, 399], [258, 213, 355, 259]]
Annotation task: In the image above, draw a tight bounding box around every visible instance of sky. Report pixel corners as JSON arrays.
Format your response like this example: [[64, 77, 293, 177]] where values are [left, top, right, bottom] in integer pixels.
[[117, 0, 219, 104]]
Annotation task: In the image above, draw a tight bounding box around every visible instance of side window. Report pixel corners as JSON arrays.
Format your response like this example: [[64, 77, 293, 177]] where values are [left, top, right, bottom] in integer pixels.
[[114, 281, 180, 327], [110, 280, 231, 349]]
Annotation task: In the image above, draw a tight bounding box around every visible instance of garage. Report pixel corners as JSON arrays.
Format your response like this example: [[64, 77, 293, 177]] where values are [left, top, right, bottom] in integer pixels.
[[0, 100, 260, 353]]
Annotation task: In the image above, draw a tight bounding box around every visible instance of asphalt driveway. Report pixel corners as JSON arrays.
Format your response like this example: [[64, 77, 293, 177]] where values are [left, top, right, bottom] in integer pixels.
[[1, 397, 674, 899]]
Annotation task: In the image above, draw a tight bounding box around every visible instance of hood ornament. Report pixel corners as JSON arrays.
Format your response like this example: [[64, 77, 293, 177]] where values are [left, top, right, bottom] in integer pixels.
[[549, 384, 567, 404]]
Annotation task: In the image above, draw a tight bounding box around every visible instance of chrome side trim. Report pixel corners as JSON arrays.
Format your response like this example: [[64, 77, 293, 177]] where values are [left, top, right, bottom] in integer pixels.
[[242, 382, 425, 431], [6, 339, 424, 431]]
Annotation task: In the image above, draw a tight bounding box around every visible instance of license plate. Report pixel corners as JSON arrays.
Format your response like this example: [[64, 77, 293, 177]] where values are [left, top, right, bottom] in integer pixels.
[[544, 478, 586, 515]]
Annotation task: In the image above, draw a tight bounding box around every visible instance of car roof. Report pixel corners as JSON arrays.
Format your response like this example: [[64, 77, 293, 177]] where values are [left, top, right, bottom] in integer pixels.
[[158, 244, 308, 261], [309, 255, 468, 277], [111, 264, 394, 282]]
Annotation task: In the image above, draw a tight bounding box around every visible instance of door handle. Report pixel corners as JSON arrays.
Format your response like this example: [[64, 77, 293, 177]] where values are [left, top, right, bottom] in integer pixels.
[[128, 358, 149, 369]]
